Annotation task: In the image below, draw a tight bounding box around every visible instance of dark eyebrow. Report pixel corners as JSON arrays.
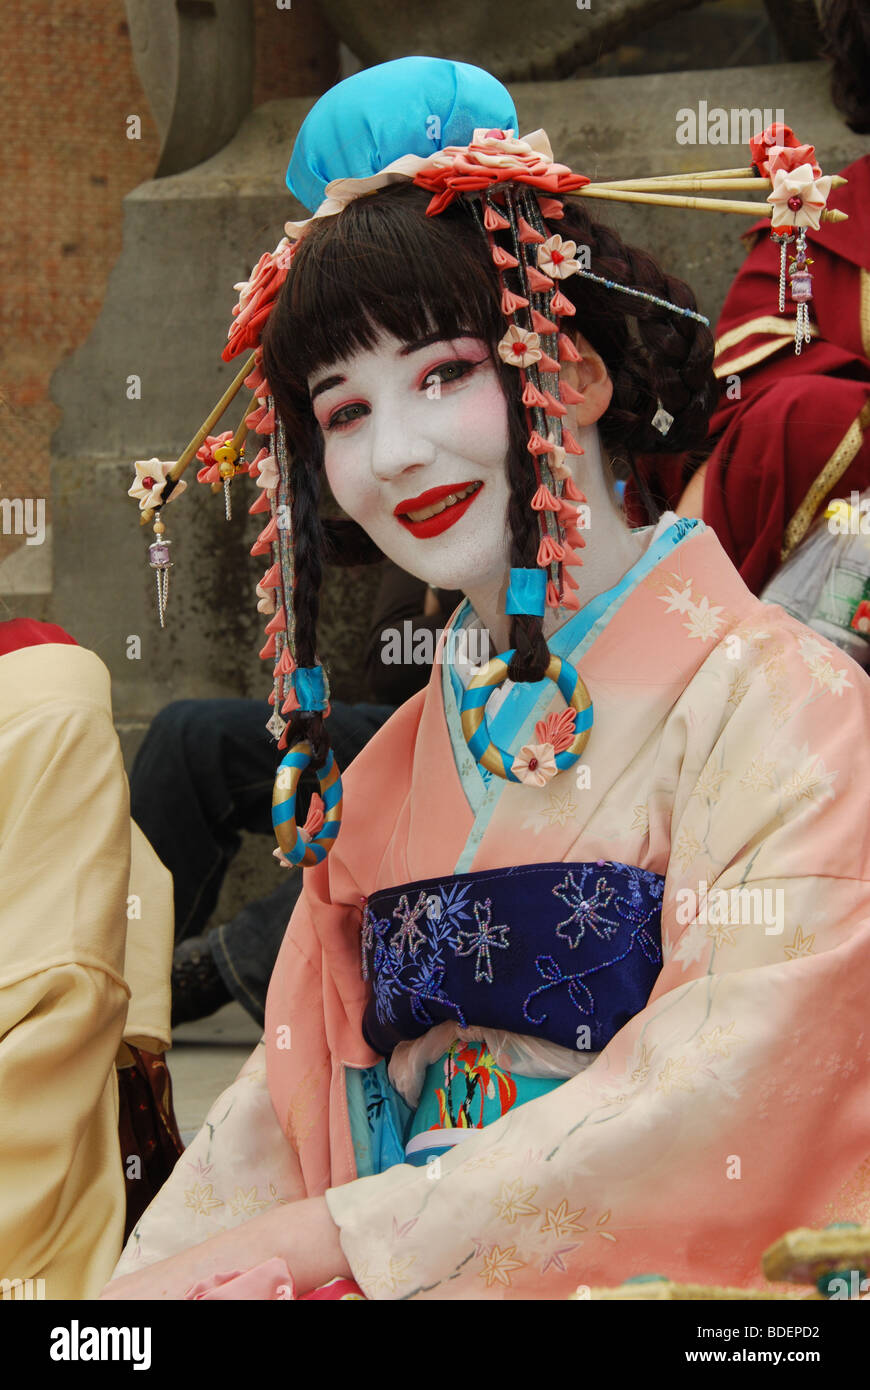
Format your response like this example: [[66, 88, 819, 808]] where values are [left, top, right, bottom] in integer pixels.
[[399, 331, 475, 356], [309, 373, 345, 403]]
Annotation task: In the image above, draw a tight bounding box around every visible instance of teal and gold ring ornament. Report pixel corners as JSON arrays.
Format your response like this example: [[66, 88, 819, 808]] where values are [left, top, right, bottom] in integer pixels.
[[272, 741, 343, 866], [460, 651, 592, 781]]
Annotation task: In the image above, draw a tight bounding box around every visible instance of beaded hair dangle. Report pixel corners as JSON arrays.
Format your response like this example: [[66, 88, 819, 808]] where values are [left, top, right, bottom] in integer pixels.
[[745, 125, 833, 354]]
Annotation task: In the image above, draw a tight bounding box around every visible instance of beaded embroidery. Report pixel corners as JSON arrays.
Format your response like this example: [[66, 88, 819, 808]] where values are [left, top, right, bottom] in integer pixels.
[[455, 898, 511, 984], [361, 861, 666, 1055]]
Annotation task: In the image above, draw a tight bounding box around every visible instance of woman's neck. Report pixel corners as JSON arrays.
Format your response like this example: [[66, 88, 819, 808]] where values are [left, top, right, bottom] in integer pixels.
[[462, 426, 649, 658]]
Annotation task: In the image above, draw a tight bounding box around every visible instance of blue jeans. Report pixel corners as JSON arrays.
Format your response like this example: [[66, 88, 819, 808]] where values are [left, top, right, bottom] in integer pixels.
[[129, 698, 395, 1025]]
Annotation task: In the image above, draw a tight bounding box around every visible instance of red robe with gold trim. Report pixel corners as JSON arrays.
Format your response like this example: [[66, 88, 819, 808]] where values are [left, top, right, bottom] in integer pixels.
[[627, 154, 870, 595]]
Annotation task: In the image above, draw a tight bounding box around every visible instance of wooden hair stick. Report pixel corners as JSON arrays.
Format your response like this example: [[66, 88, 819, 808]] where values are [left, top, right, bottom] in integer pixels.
[[591, 167, 758, 187], [595, 175, 847, 194], [572, 187, 848, 218], [140, 351, 258, 523]]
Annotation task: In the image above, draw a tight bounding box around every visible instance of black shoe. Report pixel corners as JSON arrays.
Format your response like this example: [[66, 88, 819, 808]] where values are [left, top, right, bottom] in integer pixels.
[[171, 933, 232, 1028]]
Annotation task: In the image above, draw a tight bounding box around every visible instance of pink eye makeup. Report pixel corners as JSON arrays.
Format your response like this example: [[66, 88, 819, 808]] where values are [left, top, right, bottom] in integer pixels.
[[416, 355, 490, 391], [324, 401, 369, 432]]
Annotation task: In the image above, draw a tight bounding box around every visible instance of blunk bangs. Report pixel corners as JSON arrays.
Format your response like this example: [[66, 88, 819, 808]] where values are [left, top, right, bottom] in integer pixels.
[[265, 182, 506, 402]]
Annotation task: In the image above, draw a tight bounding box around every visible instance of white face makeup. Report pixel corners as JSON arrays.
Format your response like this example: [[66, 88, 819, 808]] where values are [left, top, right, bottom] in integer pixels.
[[309, 331, 512, 595]]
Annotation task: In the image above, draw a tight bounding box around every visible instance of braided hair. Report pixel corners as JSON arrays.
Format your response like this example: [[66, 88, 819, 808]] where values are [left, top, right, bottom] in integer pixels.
[[262, 180, 715, 755]]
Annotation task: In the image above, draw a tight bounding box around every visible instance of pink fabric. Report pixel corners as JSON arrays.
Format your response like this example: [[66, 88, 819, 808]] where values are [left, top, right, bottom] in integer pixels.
[[298, 1277, 365, 1301], [185, 1257, 296, 1300], [184, 1261, 364, 1301]]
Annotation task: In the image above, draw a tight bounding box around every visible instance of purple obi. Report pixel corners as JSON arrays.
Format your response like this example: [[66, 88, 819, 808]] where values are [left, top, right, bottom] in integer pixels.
[[361, 860, 665, 1057]]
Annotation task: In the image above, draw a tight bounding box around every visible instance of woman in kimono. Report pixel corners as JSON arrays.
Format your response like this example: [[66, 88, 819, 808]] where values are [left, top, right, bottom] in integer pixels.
[[105, 58, 870, 1300]]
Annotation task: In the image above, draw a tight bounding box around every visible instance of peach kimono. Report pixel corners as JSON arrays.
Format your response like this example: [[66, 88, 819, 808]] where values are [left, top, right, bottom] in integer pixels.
[[116, 517, 870, 1297]]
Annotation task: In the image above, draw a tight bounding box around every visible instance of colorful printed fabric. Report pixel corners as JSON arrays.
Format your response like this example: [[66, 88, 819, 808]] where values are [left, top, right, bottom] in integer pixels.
[[345, 1059, 409, 1179], [361, 861, 664, 1056], [409, 1040, 561, 1138]]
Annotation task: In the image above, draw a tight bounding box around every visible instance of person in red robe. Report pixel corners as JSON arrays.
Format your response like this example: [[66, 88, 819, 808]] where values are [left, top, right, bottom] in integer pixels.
[[626, 152, 870, 595]]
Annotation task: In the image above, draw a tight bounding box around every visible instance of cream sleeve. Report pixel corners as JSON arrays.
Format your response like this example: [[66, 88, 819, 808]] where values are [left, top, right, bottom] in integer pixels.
[[0, 645, 137, 1298]]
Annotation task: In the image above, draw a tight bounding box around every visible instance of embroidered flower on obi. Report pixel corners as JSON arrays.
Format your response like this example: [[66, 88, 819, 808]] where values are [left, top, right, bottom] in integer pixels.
[[497, 324, 542, 369], [360, 904, 391, 981], [535, 708, 577, 753], [128, 458, 187, 511], [391, 891, 430, 959], [552, 871, 618, 947], [455, 898, 511, 984], [511, 741, 558, 786], [767, 164, 833, 230], [537, 235, 580, 280]]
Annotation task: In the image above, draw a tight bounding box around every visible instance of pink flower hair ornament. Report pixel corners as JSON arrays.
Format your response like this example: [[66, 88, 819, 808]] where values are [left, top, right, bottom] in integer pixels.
[[767, 165, 834, 231]]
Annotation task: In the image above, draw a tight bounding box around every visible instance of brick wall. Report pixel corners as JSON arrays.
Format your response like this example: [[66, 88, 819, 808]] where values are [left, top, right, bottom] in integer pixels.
[[0, 0, 336, 590], [0, 1, 159, 584]]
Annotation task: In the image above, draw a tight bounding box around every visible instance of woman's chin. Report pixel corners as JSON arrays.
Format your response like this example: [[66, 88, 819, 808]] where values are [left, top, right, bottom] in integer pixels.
[[371, 538, 506, 599], [415, 560, 505, 598]]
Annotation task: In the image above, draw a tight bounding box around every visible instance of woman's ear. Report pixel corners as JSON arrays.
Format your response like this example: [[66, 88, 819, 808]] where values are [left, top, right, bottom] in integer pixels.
[[560, 330, 613, 425]]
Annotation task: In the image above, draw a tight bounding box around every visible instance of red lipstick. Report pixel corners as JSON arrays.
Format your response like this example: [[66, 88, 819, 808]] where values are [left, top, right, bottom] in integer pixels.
[[394, 481, 483, 539]]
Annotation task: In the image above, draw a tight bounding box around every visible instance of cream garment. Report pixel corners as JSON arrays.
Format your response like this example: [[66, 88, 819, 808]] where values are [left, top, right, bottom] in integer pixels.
[[0, 642, 172, 1300]]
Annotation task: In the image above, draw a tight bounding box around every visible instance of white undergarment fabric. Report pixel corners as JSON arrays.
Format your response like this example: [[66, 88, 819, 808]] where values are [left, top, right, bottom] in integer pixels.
[[388, 1022, 599, 1110]]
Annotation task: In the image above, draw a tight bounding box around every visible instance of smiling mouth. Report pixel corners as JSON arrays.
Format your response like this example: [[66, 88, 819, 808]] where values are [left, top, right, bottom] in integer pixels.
[[395, 481, 483, 539]]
